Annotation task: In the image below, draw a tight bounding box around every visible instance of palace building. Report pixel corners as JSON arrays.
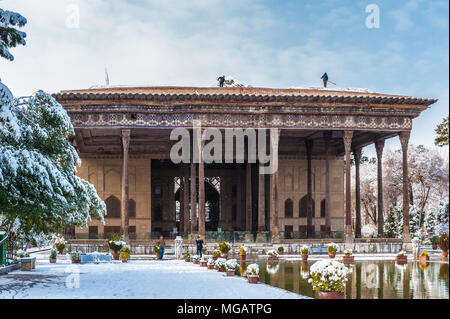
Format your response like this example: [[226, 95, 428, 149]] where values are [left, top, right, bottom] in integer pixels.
[[53, 86, 437, 243]]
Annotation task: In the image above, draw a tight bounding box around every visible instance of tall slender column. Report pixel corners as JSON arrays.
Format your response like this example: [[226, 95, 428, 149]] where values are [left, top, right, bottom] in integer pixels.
[[183, 164, 190, 233], [353, 147, 362, 238], [270, 129, 280, 242], [245, 162, 252, 231], [198, 130, 205, 237], [375, 139, 385, 237], [179, 165, 185, 232], [258, 162, 265, 231], [190, 163, 197, 233], [236, 165, 242, 230], [343, 130, 353, 242], [399, 131, 411, 241], [121, 129, 131, 243], [324, 131, 332, 237], [305, 139, 314, 238]]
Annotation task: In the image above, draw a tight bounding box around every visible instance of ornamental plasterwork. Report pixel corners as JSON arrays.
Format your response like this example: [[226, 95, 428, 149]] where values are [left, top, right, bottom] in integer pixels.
[[68, 112, 412, 131]]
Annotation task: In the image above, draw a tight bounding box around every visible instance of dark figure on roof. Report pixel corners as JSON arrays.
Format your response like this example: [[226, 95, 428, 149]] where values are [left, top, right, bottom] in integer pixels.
[[217, 76, 225, 87], [321, 73, 328, 88]]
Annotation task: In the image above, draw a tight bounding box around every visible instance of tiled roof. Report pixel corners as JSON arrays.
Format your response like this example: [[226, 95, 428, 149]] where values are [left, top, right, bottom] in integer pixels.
[[53, 86, 438, 106]]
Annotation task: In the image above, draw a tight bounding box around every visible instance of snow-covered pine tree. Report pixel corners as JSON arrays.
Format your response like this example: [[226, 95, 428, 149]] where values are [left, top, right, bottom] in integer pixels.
[[435, 200, 449, 235], [0, 80, 106, 238], [0, 8, 27, 61], [384, 207, 400, 238]]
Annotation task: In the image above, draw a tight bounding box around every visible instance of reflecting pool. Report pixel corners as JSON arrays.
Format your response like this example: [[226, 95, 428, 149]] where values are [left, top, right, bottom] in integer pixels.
[[238, 260, 449, 299]]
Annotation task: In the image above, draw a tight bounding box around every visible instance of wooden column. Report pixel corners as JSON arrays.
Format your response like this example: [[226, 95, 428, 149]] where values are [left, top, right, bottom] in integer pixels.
[[399, 131, 411, 241], [121, 129, 131, 243], [190, 162, 197, 233], [270, 129, 280, 242], [305, 139, 314, 238], [258, 162, 265, 231], [183, 164, 190, 233], [179, 165, 184, 232], [375, 139, 385, 237], [343, 130, 353, 241], [236, 165, 242, 230], [198, 131, 205, 237], [245, 162, 252, 231], [324, 131, 332, 237], [353, 147, 362, 238]]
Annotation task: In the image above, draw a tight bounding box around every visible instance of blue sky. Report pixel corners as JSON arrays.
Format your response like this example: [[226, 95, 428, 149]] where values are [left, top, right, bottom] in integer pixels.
[[0, 0, 448, 156]]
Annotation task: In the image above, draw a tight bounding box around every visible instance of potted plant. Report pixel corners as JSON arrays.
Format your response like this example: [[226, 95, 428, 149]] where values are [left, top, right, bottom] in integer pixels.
[[246, 263, 259, 284], [192, 255, 200, 264], [239, 246, 247, 261], [308, 259, 349, 299], [18, 250, 35, 271], [218, 241, 231, 259], [70, 251, 81, 264], [342, 249, 354, 263], [108, 234, 126, 260], [327, 243, 339, 258], [49, 248, 57, 263], [277, 246, 284, 255], [200, 256, 208, 267], [55, 235, 66, 254], [153, 243, 160, 259], [225, 259, 239, 276], [183, 252, 191, 262], [214, 258, 227, 272], [440, 234, 449, 258], [120, 246, 131, 263], [266, 249, 279, 262], [395, 251, 408, 264], [202, 247, 207, 255], [431, 236, 439, 250], [419, 250, 429, 263], [300, 245, 309, 261], [212, 250, 220, 261], [207, 258, 215, 269]]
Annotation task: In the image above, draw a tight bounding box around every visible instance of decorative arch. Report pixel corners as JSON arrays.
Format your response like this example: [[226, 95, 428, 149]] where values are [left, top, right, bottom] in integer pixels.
[[284, 198, 293, 218], [105, 195, 121, 218], [299, 195, 315, 218]]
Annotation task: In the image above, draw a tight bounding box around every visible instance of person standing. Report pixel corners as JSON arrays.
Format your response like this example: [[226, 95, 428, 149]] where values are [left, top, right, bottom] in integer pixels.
[[196, 235, 204, 257], [157, 236, 165, 260]]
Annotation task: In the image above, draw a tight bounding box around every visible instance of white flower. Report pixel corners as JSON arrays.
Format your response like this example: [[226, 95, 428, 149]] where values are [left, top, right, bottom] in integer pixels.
[[267, 249, 279, 257], [200, 256, 208, 262], [397, 250, 407, 256], [214, 258, 227, 268], [246, 263, 260, 276], [207, 258, 215, 265], [300, 245, 310, 254], [225, 259, 238, 271]]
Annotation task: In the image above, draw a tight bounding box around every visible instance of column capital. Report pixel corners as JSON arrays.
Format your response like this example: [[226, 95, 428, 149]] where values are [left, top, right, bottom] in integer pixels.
[[375, 139, 385, 158], [399, 131, 410, 150], [343, 130, 353, 153]]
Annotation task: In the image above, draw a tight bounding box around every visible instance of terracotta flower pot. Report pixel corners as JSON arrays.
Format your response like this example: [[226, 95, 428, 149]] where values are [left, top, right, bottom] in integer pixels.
[[240, 254, 246, 261], [212, 256, 218, 261], [58, 249, 64, 255], [328, 252, 336, 259], [442, 251, 448, 258], [247, 275, 259, 284], [122, 259, 128, 263], [395, 255, 407, 264], [301, 254, 308, 261], [217, 267, 225, 272], [200, 262, 207, 267], [278, 251, 284, 255], [432, 245, 438, 250], [49, 258, 56, 263], [193, 260, 199, 264], [317, 291, 344, 299], [226, 270, 235, 277], [112, 253, 120, 260], [71, 259, 80, 264], [220, 252, 228, 259], [207, 264, 214, 269], [185, 258, 190, 262], [343, 256, 354, 263]]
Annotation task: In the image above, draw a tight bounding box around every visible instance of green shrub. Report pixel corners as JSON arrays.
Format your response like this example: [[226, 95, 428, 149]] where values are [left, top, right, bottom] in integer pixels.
[[107, 234, 125, 253], [153, 243, 160, 253], [431, 236, 440, 246], [183, 252, 190, 259], [439, 234, 449, 251], [70, 251, 81, 261], [277, 246, 284, 252], [119, 246, 131, 260], [218, 241, 230, 253]]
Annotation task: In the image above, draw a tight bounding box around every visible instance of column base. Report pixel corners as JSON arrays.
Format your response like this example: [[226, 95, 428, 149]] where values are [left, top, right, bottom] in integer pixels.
[[344, 225, 353, 243]]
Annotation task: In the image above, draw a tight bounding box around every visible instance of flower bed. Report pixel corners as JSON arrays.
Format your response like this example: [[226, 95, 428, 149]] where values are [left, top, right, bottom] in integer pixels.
[[300, 245, 309, 261], [200, 256, 208, 267], [342, 249, 354, 263], [266, 249, 279, 262], [308, 259, 348, 299], [214, 258, 227, 272], [246, 263, 259, 284], [225, 259, 239, 276], [207, 258, 215, 269], [192, 255, 200, 264]]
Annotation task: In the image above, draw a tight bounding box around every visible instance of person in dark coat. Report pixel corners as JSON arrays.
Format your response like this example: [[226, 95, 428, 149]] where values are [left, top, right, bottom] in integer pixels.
[[217, 76, 225, 87], [321, 73, 328, 87], [196, 235, 204, 257]]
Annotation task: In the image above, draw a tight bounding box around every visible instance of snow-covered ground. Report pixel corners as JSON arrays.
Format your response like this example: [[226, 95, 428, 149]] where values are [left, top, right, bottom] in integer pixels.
[[0, 253, 307, 299]]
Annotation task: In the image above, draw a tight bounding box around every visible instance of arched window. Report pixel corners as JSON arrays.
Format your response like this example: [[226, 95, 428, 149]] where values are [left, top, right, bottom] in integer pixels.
[[129, 199, 136, 218], [284, 199, 293, 218], [320, 199, 326, 218], [154, 204, 163, 221], [299, 195, 315, 218], [105, 195, 121, 218]]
